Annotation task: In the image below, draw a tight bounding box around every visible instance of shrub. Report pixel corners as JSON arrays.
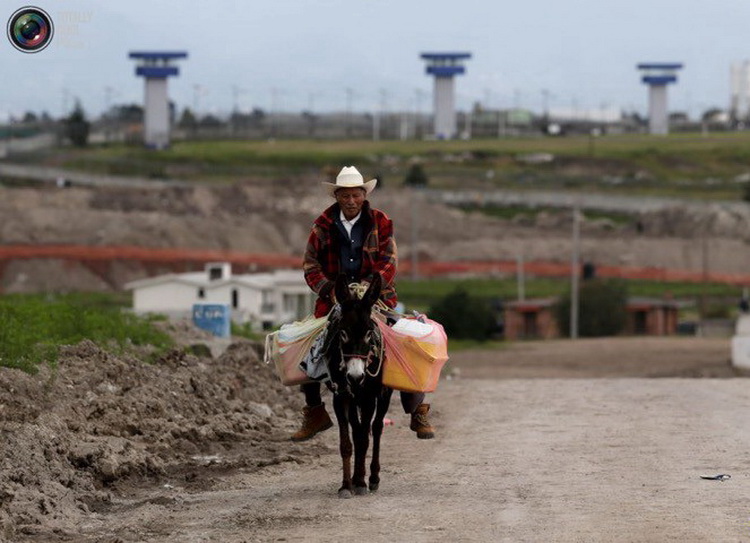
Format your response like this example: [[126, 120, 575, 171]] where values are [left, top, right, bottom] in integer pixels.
[[403, 164, 428, 187], [742, 181, 750, 203], [554, 279, 629, 337], [427, 287, 495, 341], [64, 100, 90, 147]]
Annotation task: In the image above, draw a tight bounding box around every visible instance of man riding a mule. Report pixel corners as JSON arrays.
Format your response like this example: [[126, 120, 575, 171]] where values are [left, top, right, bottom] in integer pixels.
[[292, 165, 435, 442]]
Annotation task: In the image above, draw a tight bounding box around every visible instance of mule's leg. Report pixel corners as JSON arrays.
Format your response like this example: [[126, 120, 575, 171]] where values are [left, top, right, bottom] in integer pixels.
[[369, 387, 393, 492], [333, 394, 353, 499], [351, 401, 373, 496]]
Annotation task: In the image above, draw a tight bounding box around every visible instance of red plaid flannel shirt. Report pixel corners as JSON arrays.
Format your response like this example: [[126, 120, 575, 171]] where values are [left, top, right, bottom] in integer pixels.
[[303, 201, 398, 317]]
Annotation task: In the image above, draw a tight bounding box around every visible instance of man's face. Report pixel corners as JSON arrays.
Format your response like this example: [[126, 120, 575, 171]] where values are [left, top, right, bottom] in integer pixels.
[[335, 188, 366, 220]]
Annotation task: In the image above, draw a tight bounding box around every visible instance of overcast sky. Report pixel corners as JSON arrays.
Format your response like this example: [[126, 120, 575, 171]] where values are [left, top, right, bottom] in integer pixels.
[[2, 0, 749, 120]]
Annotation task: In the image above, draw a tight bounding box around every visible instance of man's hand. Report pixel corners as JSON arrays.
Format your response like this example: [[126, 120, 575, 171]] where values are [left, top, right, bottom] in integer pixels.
[[319, 281, 334, 301]]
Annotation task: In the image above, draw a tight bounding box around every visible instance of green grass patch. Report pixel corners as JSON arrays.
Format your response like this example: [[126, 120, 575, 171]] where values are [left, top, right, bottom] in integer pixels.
[[21, 132, 750, 203], [231, 321, 267, 341], [0, 293, 174, 373], [397, 276, 741, 313]]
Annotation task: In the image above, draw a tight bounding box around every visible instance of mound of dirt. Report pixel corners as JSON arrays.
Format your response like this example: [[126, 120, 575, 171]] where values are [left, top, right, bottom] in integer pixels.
[[6, 180, 750, 294], [0, 332, 312, 541]]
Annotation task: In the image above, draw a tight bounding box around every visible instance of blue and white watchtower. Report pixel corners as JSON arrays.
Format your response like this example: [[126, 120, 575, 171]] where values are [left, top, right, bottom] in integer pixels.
[[637, 63, 683, 135], [420, 52, 471, 139], [128, 51, 188, 149]]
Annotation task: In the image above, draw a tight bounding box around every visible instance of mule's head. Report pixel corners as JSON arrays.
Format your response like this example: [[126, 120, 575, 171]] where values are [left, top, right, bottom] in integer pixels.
[[333, 274, 382, 387]]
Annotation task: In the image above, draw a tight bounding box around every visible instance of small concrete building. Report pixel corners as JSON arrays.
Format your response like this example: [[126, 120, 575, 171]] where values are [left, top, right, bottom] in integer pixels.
[[125, 262, 314, 330], [504, 298, 559, 340], [504, 296, 680, 340], [625, 297, 680, 336]]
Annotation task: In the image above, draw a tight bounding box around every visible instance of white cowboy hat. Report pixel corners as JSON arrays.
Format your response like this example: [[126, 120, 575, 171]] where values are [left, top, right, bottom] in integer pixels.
[[322, 166, 377, 198]]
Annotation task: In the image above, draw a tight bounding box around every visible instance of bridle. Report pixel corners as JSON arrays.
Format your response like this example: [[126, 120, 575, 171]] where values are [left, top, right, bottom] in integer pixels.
[[339, 347, 382, 378], [337, 323, 384, 379], [327, 282, 386, 394]]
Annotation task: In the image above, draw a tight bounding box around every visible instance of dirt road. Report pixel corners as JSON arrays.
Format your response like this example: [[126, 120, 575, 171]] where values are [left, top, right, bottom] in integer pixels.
[[65, 338, 750, 543]]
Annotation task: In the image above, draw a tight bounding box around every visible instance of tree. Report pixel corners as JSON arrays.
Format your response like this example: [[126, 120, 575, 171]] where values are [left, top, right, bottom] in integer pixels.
[[112, 104, 144, 123], [198, 114, 223, 128], [701, 107, 725, 124], [64, 100, 90, 147], [428, 288, 495, 341], [178, 107, 197, 130], [21, 111, 38, 124], [554, 279, 629, 337], [403, 164, 428, 187]]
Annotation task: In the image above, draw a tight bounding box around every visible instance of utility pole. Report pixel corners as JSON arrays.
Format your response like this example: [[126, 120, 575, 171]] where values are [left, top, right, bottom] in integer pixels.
[[700, 231, 709, 331], [230, 85, 246, 136], [103, 86, 115, 143], [541, 88, 551, 126], [269, 87, 283, 138], [61, 87, 71, 118], [192, 84, 202, 115], [345, 87, 354, 137], [410, 188, 420, 280], [415, 88, 426, 139], [570, 204, 581, 339], [306, 91, 320, 138], [231, 85, 243, 114], [373, 88, 387, 141], [517, 253, 525, 301], [463, 108, 472, 139]]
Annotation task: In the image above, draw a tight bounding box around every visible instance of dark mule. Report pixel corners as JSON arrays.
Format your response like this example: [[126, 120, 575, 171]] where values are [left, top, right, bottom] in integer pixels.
[[325, 274, 393, 498]]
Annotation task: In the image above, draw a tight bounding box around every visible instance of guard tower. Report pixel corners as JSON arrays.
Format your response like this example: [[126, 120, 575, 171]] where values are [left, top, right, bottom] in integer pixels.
[[128, 51, 188, 149], [420, 52, 471, 139], [637, 63, 683, 135]]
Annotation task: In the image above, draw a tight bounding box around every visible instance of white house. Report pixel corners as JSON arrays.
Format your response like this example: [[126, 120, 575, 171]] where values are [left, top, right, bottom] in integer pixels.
[[124, 262, 315, 330]]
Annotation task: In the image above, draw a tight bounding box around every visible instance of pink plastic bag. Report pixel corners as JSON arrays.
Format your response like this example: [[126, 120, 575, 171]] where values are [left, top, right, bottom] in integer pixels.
[[264, 316, 327, 386], [376, 315, 449, 393]]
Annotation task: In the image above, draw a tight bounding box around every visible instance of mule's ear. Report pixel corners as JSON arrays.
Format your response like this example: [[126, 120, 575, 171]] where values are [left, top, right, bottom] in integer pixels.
[[363, 273, 382, 308], [334, 274, 350, 304]]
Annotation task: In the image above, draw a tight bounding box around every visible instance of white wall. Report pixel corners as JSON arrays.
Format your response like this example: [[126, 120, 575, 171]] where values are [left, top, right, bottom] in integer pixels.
[[133, 282, 198, 312], [648, 85, 669, 135], [130, 274, 315, 327], [144, 78, 169, 149], [434, 76, 456, 138]]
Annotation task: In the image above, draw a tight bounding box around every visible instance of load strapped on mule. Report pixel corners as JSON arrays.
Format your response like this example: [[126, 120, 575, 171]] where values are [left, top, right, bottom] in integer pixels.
[[263, 282, 449, 392]]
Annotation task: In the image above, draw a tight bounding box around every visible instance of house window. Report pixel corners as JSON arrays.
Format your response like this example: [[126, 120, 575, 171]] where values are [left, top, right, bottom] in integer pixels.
[[198, 287, 205, 299], [231, 288, 239, 309], [261, 290, 274, 313]]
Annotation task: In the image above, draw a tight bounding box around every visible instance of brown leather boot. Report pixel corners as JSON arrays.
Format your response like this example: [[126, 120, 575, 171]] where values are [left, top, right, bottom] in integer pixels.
[[290, 403, 333, 441], [410, 403, 435, 439]]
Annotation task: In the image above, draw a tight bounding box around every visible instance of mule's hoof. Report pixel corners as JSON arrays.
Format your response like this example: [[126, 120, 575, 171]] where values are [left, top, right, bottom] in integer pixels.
[[354, 486, 369, 496], [338, 489, 353, 499], [369, 482, 379, 493]]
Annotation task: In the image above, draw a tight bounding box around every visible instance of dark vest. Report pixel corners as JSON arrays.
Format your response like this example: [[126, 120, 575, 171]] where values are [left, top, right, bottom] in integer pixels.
[[335, 213, 366, 284]]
